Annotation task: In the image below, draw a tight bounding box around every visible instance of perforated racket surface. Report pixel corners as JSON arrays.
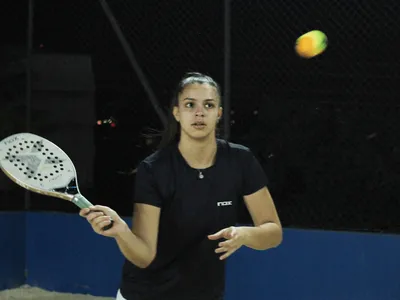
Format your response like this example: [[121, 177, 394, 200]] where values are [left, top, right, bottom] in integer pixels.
[[0, 132, 113, 229]]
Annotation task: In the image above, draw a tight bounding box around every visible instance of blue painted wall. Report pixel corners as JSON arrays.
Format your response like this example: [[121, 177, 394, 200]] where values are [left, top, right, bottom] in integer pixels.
[[0, 212, 26, 290], [225, 229, 400, 300], [25, 212, 124, 296], [1, 211, 400, 299]]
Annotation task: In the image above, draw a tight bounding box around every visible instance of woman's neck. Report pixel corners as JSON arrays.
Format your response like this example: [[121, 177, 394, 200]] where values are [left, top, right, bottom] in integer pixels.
[[178, 134, 217, 169]]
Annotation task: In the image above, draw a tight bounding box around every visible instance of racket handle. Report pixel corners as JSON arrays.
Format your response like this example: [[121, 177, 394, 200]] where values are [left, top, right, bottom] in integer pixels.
[[72, 194, 93, 209], [72, 194, 114, 231]]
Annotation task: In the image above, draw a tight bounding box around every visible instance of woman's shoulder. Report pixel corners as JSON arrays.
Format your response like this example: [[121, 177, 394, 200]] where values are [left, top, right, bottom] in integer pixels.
[[217, 138, 252, 155], [138, 144, 175, 172]]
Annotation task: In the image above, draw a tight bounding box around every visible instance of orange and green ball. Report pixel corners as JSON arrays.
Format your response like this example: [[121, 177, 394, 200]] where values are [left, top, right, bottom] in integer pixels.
[[295, 30, 328, 58]]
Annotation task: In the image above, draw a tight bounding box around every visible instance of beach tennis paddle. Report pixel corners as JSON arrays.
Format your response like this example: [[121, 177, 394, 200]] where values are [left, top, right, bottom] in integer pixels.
[[0, 132, 113, 230]]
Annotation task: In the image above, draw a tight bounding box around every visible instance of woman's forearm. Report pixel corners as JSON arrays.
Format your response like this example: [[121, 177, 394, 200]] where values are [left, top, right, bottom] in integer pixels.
[[115, 224, 155, 268], [240, 223, 282, 250]]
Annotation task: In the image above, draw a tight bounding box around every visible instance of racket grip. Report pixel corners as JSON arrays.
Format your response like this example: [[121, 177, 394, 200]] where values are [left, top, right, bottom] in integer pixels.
[[72, 194, 114, 231], [72, 194, 94, 209]]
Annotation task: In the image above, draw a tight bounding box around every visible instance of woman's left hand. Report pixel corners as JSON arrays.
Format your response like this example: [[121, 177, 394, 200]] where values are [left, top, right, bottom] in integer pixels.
[[208, 226, 245, 260]]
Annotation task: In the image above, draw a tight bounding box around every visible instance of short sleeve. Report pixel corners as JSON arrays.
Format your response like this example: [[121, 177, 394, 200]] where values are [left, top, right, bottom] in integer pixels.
[[133, 161, 162, 208], [241, 148, 269, 196]]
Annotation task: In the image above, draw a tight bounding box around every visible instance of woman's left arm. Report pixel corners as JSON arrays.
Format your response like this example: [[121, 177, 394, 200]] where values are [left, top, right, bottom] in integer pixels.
[[208, 148, 282, 259], [208, 186, 282, 259], [240, 186, 282, 250]]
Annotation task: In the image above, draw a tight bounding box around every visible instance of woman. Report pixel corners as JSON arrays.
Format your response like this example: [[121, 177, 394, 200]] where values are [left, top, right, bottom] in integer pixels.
[[80, 72, 282, 300]]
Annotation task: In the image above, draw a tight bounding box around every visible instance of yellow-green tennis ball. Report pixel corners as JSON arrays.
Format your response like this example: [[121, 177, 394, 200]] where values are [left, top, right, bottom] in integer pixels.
[[295, 30, 328, 58]]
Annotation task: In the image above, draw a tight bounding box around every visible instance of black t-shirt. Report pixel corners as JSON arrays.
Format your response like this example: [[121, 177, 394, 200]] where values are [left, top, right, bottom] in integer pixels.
[[120, 139, 268, 300]]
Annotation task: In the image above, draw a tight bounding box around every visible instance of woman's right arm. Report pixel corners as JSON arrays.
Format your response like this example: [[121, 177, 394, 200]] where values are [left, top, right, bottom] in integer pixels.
[[115, 203, 160, 268], [81, 203, 160, 268], [83, 160, 162, 268]]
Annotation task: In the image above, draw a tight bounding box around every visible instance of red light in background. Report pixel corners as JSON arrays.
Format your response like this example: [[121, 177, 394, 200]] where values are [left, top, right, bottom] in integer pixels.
[[97, 118, 117, 127]]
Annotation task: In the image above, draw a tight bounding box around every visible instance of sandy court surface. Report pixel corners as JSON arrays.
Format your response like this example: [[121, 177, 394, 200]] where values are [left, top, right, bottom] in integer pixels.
[[0, 285, 114, 300]]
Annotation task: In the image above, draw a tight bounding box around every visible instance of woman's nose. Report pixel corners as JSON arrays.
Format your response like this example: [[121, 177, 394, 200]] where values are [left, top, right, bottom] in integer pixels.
[[195, 109, 205, 117]]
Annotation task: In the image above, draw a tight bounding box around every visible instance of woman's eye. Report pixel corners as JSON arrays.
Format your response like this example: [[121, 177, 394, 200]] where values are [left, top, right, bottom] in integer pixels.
[[205, 103, 214, 109], [185, 102, 193, 108]]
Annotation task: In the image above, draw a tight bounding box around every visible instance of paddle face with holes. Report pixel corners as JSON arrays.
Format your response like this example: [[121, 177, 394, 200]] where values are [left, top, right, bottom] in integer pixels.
[[0, 133, 79, 201], [0, 133, 114, 230]]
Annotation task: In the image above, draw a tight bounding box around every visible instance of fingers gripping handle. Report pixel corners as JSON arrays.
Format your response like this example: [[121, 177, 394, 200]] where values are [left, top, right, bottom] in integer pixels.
[[72, 194, 114, 231]]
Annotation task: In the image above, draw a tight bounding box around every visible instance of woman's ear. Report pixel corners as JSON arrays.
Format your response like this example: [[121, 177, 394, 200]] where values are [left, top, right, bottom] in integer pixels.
[[218, 107, 223, 119], [173, 106, 180, 122]]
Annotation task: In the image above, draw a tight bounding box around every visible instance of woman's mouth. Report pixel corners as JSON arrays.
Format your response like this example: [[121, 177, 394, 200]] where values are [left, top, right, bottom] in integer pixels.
[[192, 122, 206, 129]]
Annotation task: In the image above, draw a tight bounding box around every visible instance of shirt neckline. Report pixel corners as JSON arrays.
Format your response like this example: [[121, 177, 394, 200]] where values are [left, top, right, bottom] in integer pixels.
[[175, 139, 222, 173]]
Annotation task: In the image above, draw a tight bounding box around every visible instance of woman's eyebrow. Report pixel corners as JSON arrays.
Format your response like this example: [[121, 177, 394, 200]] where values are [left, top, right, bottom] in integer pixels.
[[183, 97, 216, 102]]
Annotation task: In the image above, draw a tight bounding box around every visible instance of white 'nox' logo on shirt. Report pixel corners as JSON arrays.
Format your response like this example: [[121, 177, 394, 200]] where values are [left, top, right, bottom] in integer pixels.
[[217, 201, 232, 207]]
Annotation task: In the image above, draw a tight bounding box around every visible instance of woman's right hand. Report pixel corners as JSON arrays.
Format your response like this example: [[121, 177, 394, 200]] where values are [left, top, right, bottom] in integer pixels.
[[79, 205, 129, 238]]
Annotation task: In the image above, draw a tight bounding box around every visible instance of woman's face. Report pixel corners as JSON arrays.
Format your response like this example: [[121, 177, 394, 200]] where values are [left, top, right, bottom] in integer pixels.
[[173, 83, 223, 141]]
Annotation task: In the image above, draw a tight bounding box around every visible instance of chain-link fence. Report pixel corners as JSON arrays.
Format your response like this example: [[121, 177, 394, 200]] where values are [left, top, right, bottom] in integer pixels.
[[2, 0, 400, 233], [228, 0, 400, 233]]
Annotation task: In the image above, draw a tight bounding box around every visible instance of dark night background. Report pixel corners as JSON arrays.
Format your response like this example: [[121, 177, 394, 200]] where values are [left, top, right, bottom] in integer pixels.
[[1, 0, 399, 233]]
